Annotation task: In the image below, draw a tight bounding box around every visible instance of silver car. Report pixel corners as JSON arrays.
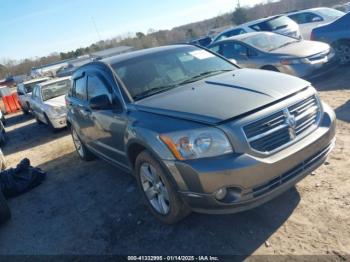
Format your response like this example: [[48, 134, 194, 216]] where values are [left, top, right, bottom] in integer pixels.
[[16, 77, 51, 114], [30, 77, 71, 131], [208, 32, 338, 79]]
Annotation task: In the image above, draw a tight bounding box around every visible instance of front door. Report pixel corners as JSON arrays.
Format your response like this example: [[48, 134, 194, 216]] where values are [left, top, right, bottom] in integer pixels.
[[86, 72, 128, 168]]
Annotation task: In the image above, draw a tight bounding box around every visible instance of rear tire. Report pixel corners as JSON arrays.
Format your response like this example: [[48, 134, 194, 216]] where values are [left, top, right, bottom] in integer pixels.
[[0, 190, 11, 225], [44, 114, 58, 133], [71, 128, 95, 161], [135, 151, 190, 224]]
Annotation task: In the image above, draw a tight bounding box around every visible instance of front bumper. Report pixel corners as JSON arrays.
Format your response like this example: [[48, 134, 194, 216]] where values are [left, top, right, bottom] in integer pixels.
[[277, 56, 339, 79], [163, 104, 336, 214], [48, 114, 67, 129]]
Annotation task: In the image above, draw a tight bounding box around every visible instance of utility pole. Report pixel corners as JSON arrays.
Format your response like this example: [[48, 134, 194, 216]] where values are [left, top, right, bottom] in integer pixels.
[[91, 16, 102, 42]]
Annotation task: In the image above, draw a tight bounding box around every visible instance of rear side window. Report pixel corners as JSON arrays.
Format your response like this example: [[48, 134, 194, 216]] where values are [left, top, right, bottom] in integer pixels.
[[87, 75, 112, 102], [72, 77, 87, 100], [288, 12, 323, 24], [251, 16, 292, 31]]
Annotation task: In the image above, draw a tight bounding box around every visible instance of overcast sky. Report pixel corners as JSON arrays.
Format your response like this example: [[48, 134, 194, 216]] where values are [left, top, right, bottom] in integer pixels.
[[0, 0, 270, 60]]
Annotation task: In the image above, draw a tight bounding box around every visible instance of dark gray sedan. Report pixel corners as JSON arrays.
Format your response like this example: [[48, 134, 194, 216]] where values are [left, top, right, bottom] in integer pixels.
[[208, 32, 338, 78]]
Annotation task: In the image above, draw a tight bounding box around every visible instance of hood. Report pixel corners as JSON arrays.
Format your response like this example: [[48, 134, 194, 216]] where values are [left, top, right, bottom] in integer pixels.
[[135, 69, 310, 124], [44, 95, 66, 108], [270, 40, 329, 57]]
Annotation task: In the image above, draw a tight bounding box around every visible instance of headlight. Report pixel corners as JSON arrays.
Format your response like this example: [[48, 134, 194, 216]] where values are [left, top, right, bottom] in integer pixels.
[[280, 58, 309, 65], [160, 128, 233, 160]]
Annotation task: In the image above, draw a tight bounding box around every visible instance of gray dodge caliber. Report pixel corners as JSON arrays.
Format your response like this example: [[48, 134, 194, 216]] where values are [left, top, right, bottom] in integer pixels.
[[66, 45, 336, 224]]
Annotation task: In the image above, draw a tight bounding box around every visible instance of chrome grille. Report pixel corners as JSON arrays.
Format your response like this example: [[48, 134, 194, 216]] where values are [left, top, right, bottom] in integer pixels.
[[243, 95, 320, 153]]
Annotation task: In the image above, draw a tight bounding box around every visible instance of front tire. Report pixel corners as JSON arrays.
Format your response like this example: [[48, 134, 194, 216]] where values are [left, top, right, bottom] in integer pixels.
[[135, 151, 190, 224], [71, 128, 95, 161]]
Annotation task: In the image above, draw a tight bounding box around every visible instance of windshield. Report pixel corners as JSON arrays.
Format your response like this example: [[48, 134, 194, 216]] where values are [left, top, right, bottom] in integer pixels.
[[318, 8, 345, 18], [112, 46, 237, 100], [243, 33, 298, 52], [251, 16, 293, 31], [24, 79, 48, 93], [41, 80, 70, 101]]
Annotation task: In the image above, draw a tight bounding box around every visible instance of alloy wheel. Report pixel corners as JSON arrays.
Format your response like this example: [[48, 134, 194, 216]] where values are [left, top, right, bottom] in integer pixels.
[[336, 44, 350, 64], [140, 162, 170, 215]]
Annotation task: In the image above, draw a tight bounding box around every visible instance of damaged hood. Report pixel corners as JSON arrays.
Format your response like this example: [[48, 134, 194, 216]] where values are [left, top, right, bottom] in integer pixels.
[[44, 95, 66, 108], [135, 68, 310, 124]]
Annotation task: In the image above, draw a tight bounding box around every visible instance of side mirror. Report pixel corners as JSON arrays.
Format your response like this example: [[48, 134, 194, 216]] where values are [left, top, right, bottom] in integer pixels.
[[229, 59, 238, 64], [89, 95, 113, 110]]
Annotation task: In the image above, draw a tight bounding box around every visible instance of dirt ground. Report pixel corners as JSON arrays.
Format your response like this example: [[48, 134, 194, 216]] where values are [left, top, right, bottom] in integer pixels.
[[0, 66, 349, 257]]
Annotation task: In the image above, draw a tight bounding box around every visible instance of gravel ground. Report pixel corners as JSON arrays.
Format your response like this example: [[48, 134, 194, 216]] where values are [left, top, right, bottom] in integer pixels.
[[0, 66, 349, 257]]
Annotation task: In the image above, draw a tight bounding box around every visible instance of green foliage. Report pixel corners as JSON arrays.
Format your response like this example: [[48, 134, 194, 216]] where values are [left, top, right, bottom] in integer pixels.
[[232, 7, 249, 25]]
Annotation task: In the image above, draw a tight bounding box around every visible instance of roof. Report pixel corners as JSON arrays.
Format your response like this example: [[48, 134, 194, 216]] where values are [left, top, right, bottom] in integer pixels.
[[217, 15, 282, 36], [92, 46, 134, 58], [102, 45, 191, 65], [223, 31, 271, 42], [23, 77, 51, 85], [38, 76, 71, 87]]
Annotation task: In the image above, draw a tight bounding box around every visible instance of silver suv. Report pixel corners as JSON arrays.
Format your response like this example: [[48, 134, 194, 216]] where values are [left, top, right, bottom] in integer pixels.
[[67, 45, 336, 224]]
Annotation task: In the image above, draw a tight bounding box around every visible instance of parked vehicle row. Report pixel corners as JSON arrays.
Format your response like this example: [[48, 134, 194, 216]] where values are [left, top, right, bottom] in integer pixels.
[[66, 44, 336, 224], [190, 6, 348, 71], [286, 7, 345, 39]]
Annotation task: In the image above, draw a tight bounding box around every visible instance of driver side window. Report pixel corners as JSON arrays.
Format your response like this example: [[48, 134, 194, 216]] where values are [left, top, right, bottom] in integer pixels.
[[87, 75, 112, 102]]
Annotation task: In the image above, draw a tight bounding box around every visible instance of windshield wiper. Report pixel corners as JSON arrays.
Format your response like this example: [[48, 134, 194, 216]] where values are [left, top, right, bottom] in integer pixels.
[[177, 69, 233, 85], [133, 69, 233, 100], [133, 85, 178, 100]]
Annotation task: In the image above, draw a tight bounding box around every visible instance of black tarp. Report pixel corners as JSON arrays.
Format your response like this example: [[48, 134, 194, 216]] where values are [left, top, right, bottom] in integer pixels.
[[0, 158, 46, 198]]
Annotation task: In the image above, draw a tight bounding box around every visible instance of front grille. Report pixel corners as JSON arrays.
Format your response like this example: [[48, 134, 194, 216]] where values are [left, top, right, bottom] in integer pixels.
[[252, 142, 333, 198], [243, 95, 320, 153]]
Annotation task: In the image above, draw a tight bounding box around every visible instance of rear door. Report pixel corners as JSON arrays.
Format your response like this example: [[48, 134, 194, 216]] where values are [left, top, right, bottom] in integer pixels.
[[70, 73, 93, 143], [85, 69, 128, 168], [219, 41, 258, 68]]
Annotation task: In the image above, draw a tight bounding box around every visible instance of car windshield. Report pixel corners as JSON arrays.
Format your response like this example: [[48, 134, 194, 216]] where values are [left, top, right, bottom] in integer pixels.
[[251, 16, 292, 31], [242, 33, 298, 52], [24, 79, 48, 93], [112, 46, 237, 100], [318, 8, 345, 18], [41, 80, 70, 101]]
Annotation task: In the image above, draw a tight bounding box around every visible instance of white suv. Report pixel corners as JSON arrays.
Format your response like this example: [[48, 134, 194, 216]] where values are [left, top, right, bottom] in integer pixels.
[[287, 7, 345, 40], [212, 15, 301, 44]]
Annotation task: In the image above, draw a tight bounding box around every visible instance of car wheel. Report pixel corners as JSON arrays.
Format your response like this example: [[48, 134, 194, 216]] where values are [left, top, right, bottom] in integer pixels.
[[135, 151, 190, 224], [35, 115, 43, 125], [335, 41, 350, 65], [0, 190, 11, 225], [71, 128, 95, 161], [44, 114, 58, 133]]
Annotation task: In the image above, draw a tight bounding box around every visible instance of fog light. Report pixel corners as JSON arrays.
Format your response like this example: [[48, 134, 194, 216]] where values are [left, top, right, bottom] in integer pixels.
[[215, 187, 227, 200]]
